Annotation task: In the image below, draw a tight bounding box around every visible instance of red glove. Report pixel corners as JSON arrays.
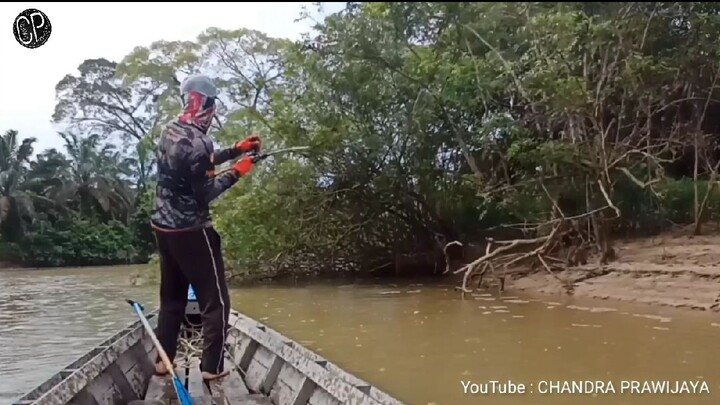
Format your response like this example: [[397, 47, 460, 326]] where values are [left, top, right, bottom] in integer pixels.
[[233, 156, 254, 176], [235, 135, 261, 153]]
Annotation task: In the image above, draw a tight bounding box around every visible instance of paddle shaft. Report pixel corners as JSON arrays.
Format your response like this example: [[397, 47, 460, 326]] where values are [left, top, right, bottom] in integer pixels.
[[129, 302, 176, 378]]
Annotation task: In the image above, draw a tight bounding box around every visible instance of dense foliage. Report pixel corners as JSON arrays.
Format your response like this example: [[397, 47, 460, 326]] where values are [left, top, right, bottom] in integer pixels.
[[4, 2, 720, 277], [0, 130, 154, 267]]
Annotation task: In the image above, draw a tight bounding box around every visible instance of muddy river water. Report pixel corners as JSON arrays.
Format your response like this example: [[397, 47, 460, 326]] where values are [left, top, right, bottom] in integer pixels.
[[1, 266, 719, 405]]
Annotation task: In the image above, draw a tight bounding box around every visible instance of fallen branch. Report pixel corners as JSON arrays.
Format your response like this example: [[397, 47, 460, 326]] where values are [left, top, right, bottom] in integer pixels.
[[450, 234, 551, 276], [450, 204, 614, 294]]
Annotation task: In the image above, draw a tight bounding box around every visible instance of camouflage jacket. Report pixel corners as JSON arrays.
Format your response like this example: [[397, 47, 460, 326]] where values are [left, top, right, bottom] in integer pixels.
[[150, 120, 240, 231]]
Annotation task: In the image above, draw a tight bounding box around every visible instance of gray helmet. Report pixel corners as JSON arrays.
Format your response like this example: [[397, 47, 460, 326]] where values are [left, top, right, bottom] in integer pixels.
[[180, 75, 217, 98], [178, 75, 218, 132]]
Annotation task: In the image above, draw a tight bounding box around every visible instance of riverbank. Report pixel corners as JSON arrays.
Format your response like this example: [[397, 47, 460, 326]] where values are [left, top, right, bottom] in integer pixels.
[[0, 261, 24, 269], [79, 225, 720, 314], [507, 227, 720, 312]]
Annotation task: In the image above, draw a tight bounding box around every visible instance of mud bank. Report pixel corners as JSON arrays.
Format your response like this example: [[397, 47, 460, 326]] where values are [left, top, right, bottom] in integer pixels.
[[509, 230, 720, 312]]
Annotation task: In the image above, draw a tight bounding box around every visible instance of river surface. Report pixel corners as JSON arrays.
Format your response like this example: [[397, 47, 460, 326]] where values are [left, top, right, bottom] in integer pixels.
[[1, 266, 720, 405]]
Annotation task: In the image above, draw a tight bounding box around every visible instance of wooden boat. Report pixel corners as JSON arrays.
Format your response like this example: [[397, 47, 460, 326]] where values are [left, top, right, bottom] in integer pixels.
[[12, 309, 405, 405]]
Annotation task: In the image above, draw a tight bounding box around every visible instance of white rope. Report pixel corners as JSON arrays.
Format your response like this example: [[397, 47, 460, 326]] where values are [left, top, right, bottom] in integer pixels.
[[175, 325, 204, 368], [175, 315, 245, 372]]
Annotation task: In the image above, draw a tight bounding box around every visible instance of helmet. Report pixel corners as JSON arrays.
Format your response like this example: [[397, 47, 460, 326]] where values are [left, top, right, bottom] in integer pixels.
[[179, 75, 217, 133], [180, 75, 217, 98]]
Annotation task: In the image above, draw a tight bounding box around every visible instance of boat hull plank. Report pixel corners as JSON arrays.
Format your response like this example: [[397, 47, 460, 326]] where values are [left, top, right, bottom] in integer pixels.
[[288, 377, 315, 405], [116, 343, 153, 399], [230, 312, 404, 405], [216, 359, 256, 404], [183, 367, 206, 400], [144, 375, 173, 401], [232, 315, 399, 405], [84, 365, 127, 404], [66, 388, 100, 405], [228, 313, 381, 405], [307, 389, 343, 405], [269, 364, 307, 404], [168, 397, 215, 405], [243, 354, 270, 393], [236, 396, 274, 405]]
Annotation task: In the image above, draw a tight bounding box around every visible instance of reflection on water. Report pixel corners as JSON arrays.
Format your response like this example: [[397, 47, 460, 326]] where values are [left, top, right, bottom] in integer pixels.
[[1, 267, 720, 405]]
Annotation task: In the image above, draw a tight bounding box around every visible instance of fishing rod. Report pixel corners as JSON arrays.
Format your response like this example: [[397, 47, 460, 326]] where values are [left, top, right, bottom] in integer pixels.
[[248, 146, 310, 163], [216, 146, 311, 176]]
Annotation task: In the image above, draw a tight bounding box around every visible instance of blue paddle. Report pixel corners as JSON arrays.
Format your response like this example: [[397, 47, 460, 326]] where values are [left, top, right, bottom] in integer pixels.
[[127, 299, 194, 405]]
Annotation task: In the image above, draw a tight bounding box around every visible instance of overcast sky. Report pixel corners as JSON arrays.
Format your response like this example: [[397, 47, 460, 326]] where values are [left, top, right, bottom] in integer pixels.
[[0, 2, 344, 153]]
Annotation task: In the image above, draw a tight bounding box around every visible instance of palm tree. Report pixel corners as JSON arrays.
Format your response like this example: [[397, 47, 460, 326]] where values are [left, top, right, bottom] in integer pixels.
[[23, 148, 73, 223], [0, 130, 37, 241], [124, 135, 156, 191], [29, 132, 135, 222], [57, 132, 135, 222]]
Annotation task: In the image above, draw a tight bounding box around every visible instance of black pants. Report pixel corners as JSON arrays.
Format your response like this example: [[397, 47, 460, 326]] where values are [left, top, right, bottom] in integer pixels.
[[153, 226, 230, 374]]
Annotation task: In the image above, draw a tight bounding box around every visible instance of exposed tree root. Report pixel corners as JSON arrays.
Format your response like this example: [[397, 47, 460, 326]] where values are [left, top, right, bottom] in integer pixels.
[[447, 195, 621, 296]]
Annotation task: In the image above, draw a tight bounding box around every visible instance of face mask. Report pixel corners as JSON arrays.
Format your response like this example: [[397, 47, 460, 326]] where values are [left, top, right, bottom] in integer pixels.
[[179, 91, 216, 133]]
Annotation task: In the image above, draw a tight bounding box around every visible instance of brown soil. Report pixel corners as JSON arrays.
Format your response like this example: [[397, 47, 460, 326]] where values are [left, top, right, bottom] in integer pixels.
[[509, 226, 720, 312]]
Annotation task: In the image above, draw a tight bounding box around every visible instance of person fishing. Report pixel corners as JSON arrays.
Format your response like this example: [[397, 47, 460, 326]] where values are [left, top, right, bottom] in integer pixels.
[[150, 74, 259, 381]]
